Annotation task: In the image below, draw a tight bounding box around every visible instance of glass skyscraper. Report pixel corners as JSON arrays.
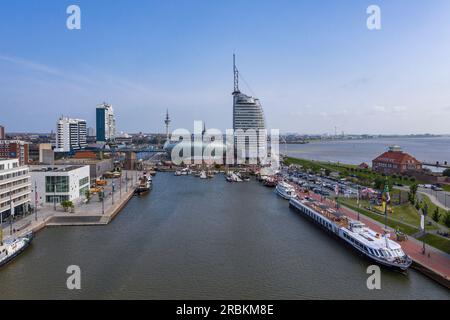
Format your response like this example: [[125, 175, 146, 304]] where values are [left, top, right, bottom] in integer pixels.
[[232, 55, 267, 161], [96, 103, 116, 142]]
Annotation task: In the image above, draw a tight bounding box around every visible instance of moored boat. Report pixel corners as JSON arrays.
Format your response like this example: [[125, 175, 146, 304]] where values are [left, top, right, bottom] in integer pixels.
[[289, 197, 412, 272], [134, 173, 152, 195], [0, 232, 33, 268], [263, 177, 277, 188], [276, 181, 297, 200]]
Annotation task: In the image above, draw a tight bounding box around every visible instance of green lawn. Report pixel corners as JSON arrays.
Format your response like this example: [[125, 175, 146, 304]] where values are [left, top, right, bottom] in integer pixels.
[[417, 234, 450, 254], [341, 198, 437, 231], [418, 194, 449, 228], [339, 198, 450, 253], [338, 198, 419, 235]]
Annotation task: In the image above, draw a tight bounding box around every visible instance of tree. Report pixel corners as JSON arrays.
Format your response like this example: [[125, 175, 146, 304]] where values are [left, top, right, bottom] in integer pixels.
[[85, 189, 91, 204], [444, 211, 450, 228], [61, 200, 74, 212], [443, 168, 450, 177], [374, 177, 385, 190], [415, 199, 421, 211], [409, 184, 418, 204], [432, 207, 440, 222]]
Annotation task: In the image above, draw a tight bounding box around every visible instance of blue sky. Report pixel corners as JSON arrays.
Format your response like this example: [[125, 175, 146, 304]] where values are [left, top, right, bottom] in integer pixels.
[[1, 0, 450, 134]]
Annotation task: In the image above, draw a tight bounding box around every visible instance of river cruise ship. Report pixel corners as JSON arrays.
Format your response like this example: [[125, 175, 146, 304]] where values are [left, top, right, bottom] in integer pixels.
[[289, 197, 412, 271]]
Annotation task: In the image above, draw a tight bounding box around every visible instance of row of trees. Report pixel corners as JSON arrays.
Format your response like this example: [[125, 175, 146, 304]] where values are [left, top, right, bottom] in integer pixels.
[[407, 183, 450, 227]]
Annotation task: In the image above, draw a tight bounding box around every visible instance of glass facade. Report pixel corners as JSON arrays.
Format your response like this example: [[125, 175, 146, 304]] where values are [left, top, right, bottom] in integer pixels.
[[46, 195, 69, 203], [96, 108, 106, 141], [45, 176, 69, 193], [79, 176, 89, 187]]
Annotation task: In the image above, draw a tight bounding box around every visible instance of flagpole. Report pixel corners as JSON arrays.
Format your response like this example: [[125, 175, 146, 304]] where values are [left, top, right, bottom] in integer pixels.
[[34, 181, 38, 221], [0, 205, 3, 246], [383, 183, 390, 248], [9, 188, 13, 236]]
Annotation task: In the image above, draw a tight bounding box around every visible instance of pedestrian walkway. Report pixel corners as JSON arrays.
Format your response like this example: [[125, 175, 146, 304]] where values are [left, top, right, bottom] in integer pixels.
[[1, 170, 140, 240]]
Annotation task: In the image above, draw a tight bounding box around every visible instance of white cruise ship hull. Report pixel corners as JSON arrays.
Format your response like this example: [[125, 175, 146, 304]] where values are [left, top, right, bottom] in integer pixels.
[[0, 232, 33, 268], [275, 186, 296, 200], [289, 199, 412, 272]]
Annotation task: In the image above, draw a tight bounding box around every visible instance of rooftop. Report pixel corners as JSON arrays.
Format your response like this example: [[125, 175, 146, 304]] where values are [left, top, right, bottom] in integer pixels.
[[30, 165, 86, 173], [373, 150, 421, 164]]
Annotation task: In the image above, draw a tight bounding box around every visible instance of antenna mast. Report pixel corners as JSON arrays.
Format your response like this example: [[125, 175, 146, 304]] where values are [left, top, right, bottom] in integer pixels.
[[233, 54, 240, 94]]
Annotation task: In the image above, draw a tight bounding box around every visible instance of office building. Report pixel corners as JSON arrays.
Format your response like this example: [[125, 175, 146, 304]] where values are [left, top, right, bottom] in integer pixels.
[[0, 125, 5, 139], [232, 55, 266, 160], [29, 165, 90, 206], [96, 103, 116, 142], [0, 158, 31, 219]]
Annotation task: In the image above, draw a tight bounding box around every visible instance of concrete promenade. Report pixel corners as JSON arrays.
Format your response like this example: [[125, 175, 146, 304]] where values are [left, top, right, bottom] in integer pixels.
[[299, 190, 450, 289], [1, 170, 141, 239]]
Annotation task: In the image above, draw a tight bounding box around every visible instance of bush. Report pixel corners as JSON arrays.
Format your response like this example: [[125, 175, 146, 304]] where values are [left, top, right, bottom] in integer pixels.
[[443, 169, 450, 177], [444, 212, 450, 228], [432, 207, 440, 222]]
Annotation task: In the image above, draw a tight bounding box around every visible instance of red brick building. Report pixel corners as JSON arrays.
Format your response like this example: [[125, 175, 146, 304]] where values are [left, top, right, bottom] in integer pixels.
[[372, 146, 422, 174], [0, 140, 29, 166]]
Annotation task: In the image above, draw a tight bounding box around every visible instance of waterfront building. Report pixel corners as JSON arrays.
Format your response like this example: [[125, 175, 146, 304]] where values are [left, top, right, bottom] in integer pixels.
[[115, 132, 133, 145], [55, 117, 87, 153], [372, 146, 422, 174], [55, 158, 113, 179], [96, 103, 116, 142], [29, 165, 90, 206], [0, 158, 31, 220], [0, 140, 29, 166], [0, 125, 5, 139], [232, 55, 267, 161]]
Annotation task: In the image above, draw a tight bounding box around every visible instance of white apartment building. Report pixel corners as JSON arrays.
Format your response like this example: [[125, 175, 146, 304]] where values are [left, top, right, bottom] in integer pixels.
[[29, 165, 90, 207], [0, 159, 31, 219], [55, 117, 87, 152]]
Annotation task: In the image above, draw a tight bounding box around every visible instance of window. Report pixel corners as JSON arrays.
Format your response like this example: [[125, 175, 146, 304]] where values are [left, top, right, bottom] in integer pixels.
[[79, 176, 89, 187], [46, 176, 69, 193], [79, 185, 89, 197], [46, 195, 69, 203]]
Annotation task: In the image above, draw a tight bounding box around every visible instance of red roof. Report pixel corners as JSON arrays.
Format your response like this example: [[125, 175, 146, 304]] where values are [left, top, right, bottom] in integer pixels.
[[373, 151, 421, 165]]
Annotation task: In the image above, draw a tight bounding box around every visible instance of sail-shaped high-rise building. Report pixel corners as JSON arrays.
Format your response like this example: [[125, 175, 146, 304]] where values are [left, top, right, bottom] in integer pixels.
[[232, 55, 266, 161]]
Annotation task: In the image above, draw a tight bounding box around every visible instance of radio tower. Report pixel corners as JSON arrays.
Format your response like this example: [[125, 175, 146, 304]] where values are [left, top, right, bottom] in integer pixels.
[[164, 109, 171, 141]]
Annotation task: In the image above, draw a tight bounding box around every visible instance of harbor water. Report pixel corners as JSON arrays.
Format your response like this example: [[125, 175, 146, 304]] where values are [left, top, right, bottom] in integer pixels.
[[285, 137, 450, 170], [0, 173, 448, 299]]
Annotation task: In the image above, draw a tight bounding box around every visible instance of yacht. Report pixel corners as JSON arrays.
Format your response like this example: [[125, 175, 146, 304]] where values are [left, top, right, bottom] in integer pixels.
[[276, 181, 297, 200], [0, 232, 33, 268], [199, 171, 207, 179], [135, 173, 152, 195], [289, 197, 412, 272], [226, 172, 242, 182]]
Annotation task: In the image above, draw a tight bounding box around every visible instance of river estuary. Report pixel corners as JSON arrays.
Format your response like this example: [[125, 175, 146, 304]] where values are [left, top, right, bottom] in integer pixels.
[[0, 173, 448, 299]]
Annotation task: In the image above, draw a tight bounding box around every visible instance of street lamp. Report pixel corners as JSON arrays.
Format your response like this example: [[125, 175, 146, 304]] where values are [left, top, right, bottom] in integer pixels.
[[101, 190, 105, 215], [112, 177, 115, 206], [34, 181, 38, 221]]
